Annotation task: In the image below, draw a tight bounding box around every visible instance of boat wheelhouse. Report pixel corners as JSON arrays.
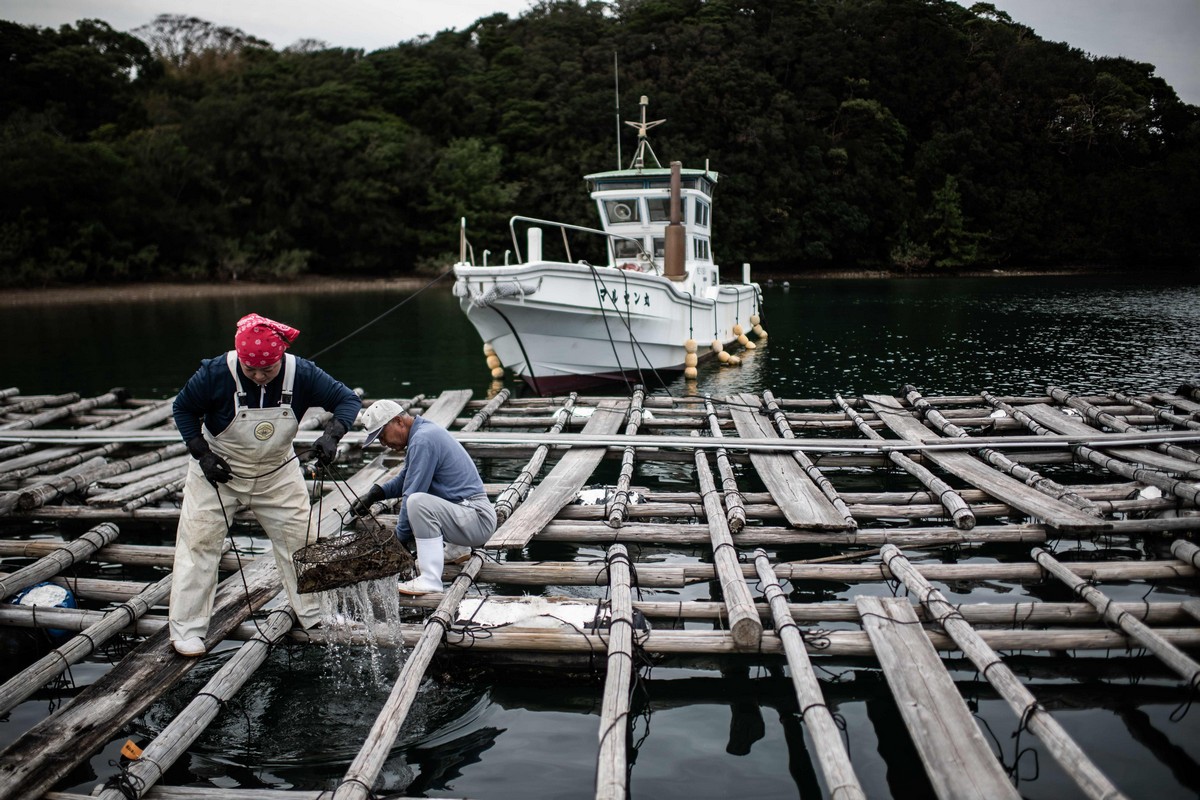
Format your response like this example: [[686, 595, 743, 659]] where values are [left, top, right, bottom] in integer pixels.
[[452, 97, 765, 394]]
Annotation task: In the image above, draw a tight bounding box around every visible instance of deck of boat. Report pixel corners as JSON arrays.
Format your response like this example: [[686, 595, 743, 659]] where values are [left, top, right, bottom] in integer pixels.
[[1, 383, 1199, 799]]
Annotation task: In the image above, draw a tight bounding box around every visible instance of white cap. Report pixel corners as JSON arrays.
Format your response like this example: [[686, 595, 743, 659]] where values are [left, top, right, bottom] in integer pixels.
[[360, 399, 404, 446]]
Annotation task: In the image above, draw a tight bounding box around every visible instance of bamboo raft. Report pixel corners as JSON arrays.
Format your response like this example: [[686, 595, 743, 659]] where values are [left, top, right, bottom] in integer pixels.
[[2, 383, 1200, 799]]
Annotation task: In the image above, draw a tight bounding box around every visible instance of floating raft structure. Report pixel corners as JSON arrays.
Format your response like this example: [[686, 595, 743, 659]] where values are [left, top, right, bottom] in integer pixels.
[[1, 383, 1200, 799]]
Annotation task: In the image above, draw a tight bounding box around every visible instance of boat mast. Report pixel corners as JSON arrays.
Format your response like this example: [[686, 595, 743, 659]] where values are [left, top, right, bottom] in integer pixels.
[[613, 52, 622, 170], [624, 96, 664, 170]]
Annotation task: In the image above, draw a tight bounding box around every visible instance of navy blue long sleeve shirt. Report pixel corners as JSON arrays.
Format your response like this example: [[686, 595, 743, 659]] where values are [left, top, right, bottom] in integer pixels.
[[173, 353, 361, 443]]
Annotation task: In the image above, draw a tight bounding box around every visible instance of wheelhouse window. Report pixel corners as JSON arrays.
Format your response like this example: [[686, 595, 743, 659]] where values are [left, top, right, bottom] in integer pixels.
[[613, 238, 643, 259], [693, 237, 711, 261], [694, 199, 710, 228], [653, 237, 666, 259], [647, 197, 670, 222], [604, 199, 641, 224]]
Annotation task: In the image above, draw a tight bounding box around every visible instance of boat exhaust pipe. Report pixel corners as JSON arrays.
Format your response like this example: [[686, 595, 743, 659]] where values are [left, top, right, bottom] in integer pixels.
[[664, 161, 686, 281]]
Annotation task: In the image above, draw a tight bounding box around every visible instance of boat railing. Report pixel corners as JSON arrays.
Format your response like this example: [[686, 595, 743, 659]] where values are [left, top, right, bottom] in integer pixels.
[[506, 215, 652, 270]]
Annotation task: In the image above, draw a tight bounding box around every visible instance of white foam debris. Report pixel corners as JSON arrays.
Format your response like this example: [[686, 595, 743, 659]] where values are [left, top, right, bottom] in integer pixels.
[[457, 597, 606, 630]]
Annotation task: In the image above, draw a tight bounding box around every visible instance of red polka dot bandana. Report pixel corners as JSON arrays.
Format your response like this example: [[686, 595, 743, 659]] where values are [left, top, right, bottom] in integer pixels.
[[234, 314, 300, 367]]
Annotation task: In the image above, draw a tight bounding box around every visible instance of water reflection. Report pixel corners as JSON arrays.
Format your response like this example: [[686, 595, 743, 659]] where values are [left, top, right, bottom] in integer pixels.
[[5, 274, 1197, 401]]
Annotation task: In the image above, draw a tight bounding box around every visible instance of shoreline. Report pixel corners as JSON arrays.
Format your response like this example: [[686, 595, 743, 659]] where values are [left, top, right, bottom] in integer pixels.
[[0, 276, 433, 307], [0, 267, 1161, 307]]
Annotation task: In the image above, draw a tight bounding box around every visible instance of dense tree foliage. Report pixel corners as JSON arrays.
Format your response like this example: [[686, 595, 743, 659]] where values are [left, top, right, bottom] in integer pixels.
[[1, 0, 1197, 285]]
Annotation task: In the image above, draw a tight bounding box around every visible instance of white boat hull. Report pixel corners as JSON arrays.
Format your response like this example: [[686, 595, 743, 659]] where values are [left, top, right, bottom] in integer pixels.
[[453, 261, 760, 393]]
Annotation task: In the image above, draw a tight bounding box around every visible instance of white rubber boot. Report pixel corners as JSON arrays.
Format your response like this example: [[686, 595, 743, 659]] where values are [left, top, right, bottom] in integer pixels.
[[400, 535, 445, 595], [444, 542, 473, 565], [173, 637, 206, 657]]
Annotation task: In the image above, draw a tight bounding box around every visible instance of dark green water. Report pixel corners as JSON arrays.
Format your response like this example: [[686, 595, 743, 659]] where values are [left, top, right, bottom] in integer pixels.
[[3, 274, 1197, 400], [3, 274, 1200, 798]]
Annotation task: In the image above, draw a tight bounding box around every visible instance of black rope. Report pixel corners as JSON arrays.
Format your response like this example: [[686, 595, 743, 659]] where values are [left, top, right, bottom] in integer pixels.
[[588, 265, 634, 395], [102, 759, 147, 800], [308, 269, 452, 361], [334, 777, 381, 799]]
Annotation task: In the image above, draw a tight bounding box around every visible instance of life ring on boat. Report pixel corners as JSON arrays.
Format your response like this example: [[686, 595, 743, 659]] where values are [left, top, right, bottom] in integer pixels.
[[619, 262, 639, 271]]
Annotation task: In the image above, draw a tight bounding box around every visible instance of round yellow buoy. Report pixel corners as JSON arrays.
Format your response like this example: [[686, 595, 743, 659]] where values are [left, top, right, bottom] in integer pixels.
[[737, 333, 750, 346], [684, 338, 697, 354], [718, 350, 731, 363], [490, 366, 504, 379], [733, 324, 744, 336], [729, 355, 741, 366], [684, 352, 698, 368], [486, 354, 501, 370], [684, 366, 698, 379], [753, 324, 767, 338], [711, 339, 723, 353], [749, 313, 760, 326], [744, 341, 756, 350], [483, 342, 495, 356]]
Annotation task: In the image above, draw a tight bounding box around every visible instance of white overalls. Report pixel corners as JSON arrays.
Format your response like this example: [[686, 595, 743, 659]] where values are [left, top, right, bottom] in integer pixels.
[[169, 352, 321, 642]]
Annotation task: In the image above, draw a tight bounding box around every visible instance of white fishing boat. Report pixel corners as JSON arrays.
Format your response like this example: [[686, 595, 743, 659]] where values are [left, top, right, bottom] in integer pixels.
[[451, 97, 765, 395]]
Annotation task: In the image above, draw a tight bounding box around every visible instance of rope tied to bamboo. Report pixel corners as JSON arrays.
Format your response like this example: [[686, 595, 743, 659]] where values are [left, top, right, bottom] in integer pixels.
[[1169, 672, 1200, 722], [1008, 702, 1042, 785], [334, 776, 381, 799], [102, 754, 161, 800]]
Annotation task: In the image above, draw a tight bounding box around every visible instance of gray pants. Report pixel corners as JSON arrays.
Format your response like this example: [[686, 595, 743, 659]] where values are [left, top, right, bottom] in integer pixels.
[[404, 492, 495, 546]]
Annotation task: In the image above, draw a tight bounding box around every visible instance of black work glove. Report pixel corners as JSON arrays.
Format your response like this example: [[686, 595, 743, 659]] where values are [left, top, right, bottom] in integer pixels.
[[313, 418, 349, 465], [187, 437, 232, 484], [350, 484, 385, 517]]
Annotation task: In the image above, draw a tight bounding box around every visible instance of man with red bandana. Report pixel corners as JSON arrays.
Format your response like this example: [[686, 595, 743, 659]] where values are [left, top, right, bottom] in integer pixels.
[[169, 313, 361, 657]]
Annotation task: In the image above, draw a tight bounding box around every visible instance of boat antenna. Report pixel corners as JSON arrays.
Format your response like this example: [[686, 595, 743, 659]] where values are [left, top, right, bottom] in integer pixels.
[[625, 95, 664, 170], [613, 52, 622, 170]]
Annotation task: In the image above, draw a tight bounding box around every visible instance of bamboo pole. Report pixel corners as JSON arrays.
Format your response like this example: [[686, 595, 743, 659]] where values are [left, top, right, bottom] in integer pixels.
[[493, 393, 577, 525], [1172, 539, 1200, 571], [0, 457, 105, 515], [333, 554, 484, 800], [836, 393, 975, 530], [0, 401, 175, 481], [7, 604, 1200, 656], [1050, 386, 1200, 465], [754, 549, 865, 799], [983, 392, 1200, 505], [606, 388, 646, 528], [693, 436, 762, 649], [460, 387, 510, 432], [0, 539, 235, 570], [881, 545, 1125, 800], [7, 425, 1200, 453], [0, 392, 81, 417], [124, 476, 187, 512], [0, 521, 119, 599], [0, 572, 173, 717], [1032, 547, 1200, 688], [87, 461, 188, 505], [0, 554, 285, 800], [0, 389, 127, 431], [14, 442, 189, 512], [93, 608, 297, 800], [1112, 390, 1200, 431], [907, 386, 1103, 516], [703, 396, 747, 533], [595, 544, 635, 799], [761, 390, 857, 528]]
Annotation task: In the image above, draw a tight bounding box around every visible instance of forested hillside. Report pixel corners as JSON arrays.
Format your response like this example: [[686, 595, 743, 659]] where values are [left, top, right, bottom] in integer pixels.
[[2, 0, 1197, 286]]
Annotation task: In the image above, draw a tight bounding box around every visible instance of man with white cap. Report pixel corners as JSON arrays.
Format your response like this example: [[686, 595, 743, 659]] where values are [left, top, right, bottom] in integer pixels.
[[351, 399, 495, 595], [170, 313, 361, 656]]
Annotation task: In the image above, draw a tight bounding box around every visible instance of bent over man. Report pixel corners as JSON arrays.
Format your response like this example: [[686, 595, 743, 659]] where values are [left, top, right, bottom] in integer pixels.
[[351, 399, 496, 595], [170, 313, 361, 656]]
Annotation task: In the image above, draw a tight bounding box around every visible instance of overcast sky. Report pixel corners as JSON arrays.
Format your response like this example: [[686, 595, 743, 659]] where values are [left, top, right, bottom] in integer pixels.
[[3, 0, 1197, 105]]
